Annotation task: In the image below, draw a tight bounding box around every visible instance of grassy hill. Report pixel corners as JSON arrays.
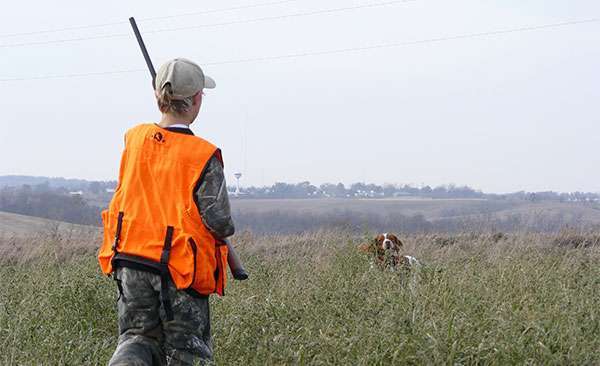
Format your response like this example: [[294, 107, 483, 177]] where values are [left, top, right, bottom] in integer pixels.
[[0, 211, 99, 263], [0, 211, 98, 238]]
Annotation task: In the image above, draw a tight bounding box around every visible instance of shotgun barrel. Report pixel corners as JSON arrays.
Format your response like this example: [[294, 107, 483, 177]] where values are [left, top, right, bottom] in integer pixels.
[[129, 16, 248, 281], [129, 17, 156, 87]]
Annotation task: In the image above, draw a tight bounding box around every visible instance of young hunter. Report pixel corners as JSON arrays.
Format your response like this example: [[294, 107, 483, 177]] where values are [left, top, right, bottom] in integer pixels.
[[98, 58, 235, 365]]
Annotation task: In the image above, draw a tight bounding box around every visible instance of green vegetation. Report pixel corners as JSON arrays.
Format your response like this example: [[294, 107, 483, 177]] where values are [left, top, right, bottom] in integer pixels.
[[0, 231, 598, 365]]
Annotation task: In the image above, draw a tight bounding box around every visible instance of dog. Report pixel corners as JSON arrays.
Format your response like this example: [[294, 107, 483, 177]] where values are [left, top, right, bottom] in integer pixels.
[[359, 233, 420, 271]]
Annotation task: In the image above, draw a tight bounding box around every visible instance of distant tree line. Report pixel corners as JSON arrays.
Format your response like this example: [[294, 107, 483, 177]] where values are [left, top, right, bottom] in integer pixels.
[[0, 175, 116, 192], [2, 175, 598, 203], [232, 181, 600, 202], [236, 182, 485, 199], [0, 185, 101, 226]]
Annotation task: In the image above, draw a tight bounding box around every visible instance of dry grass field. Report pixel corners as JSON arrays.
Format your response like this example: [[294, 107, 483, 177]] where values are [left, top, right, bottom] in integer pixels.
[[230, 198, 600, 234], [231, 198, 600, 223], [0, 220, 598, 365]]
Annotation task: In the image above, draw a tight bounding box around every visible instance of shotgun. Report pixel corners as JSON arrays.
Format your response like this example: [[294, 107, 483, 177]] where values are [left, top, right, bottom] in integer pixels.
[[129, 17, 248, 281]]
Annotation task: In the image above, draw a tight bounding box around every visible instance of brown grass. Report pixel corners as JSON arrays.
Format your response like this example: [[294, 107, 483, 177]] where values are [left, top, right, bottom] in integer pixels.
[[0, 228, 599, 364]]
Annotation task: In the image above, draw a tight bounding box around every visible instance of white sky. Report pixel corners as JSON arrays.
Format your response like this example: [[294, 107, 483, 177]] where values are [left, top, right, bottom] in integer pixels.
[[1, 0, 599, 193]]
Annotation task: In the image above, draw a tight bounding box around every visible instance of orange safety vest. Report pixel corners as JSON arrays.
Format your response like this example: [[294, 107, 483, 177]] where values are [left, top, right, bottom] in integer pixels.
[[98, 123, 228, 296]]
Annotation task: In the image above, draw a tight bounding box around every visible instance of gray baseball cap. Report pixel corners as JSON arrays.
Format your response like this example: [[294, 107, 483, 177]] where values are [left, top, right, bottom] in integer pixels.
[[155, 58, 216, 99]]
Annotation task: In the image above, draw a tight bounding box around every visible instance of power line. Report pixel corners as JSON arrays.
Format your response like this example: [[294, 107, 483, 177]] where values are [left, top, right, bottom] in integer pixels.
[[0, 33, 129, 48], [0, 17, 597, 82], [0, 0, 416, 49], [204, 18, 600, 65], [0, 0, 301, 39], [145, 0, 417, 35], [141, 0, 300, 22], [0, 68, 145, 82], [0, 21, 125, 39]]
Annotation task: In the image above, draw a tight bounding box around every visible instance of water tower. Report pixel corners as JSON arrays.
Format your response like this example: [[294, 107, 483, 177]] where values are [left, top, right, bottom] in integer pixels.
[[234, 172, 242, 197]]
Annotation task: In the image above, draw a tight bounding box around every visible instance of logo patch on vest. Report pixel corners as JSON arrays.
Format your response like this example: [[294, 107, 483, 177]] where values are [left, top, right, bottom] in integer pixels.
[[153, 132, 165, 143]]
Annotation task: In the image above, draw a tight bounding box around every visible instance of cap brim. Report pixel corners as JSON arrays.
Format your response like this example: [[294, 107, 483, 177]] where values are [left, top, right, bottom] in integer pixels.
[[204, 75, 216, 89]]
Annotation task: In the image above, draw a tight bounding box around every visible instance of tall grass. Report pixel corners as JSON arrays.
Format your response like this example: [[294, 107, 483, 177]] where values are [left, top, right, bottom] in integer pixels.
[[0, 230, 598, 365]]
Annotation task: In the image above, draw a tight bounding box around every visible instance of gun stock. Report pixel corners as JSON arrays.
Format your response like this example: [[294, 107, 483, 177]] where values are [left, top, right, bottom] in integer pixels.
[[129, 16, 248, 281], [225, 239, 249, 281]]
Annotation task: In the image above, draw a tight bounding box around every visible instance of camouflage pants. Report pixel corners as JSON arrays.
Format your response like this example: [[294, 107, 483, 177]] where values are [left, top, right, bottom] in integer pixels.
[[108, 267, 212, 366]]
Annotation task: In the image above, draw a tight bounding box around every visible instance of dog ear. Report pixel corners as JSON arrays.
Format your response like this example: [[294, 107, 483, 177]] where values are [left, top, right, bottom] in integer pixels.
[[389, 234, 404, 248]]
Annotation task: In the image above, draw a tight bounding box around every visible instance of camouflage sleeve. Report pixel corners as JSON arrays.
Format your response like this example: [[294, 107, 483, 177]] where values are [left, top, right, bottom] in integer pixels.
[[194, 155, 235, 239]]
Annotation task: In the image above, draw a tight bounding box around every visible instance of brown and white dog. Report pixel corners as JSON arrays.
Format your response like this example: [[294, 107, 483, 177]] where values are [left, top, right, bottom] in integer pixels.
[[359, 233, 420, 270]]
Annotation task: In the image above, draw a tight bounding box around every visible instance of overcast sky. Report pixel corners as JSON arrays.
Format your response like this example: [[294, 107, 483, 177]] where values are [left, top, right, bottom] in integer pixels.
[[1, 0, 599, 193]]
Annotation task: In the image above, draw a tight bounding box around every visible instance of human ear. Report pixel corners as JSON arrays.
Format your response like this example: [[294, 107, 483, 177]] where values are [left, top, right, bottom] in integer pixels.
[[193, 91, 203, 106]]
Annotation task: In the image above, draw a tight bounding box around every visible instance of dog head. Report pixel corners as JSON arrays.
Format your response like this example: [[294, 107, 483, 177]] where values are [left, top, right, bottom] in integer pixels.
[[375, 233, 403, 252], [360, 233, 404, 268]]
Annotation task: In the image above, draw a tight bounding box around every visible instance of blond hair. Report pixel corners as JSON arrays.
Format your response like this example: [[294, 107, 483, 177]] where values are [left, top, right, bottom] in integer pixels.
[[156, 83, 194, 116]]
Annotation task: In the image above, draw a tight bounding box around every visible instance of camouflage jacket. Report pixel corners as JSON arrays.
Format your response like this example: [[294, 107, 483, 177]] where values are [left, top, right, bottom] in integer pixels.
[[195, 155, 235, 239]]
